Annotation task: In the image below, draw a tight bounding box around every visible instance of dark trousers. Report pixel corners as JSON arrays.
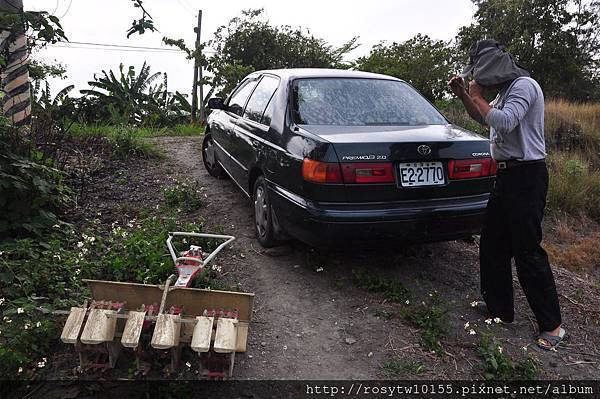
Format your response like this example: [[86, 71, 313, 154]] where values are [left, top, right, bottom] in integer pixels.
[[479, 161, 562, 332]]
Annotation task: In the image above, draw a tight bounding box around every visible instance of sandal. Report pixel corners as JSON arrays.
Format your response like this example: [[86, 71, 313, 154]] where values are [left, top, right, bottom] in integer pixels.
[[536, 327, 566, 351]]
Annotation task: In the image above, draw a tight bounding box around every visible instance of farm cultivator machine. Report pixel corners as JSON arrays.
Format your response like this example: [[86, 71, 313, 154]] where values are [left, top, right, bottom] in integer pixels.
[[58, 232, 253, 378]]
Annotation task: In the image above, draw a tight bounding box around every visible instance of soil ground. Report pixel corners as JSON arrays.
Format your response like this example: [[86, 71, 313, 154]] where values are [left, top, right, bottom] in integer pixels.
[[51, 136, 600, 381]]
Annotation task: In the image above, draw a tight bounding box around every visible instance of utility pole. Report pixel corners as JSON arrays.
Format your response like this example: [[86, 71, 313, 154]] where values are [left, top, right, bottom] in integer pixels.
[[191, 10, 204, 124], [0, 0, 31, 126]]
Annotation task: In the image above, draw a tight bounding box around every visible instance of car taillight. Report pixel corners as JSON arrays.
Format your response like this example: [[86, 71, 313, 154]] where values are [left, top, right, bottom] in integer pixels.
[[448, 158, 497, 179], [302, 159, 343, 183], [341, 162, 395, 183]]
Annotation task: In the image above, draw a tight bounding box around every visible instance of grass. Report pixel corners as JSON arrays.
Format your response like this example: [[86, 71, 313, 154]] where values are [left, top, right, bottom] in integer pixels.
[[545, 99, 600, 163], [401, 299, 448, 356], [546, 230, 600, 274], [354, 271, 410, 303], [477, 333, 537, 380], [163, 180, 206, 212], [68, 123, 204, 138], [546, 152, 600, 221], [380, 357, 424, 377]]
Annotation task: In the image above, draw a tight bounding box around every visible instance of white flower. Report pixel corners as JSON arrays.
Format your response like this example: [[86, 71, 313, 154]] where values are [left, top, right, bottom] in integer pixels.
[[0, 251, 3, 256], [87, 236, 95, 243], [24, 323, 31, 330], [485, 318, 492, 325], [469, 329, 476, 335], [122, 231, 128, 238], [75, 269, 81, 275], [127, 222, 134, 228], [52, 224, 60, 228], [81, 248, 88, 255], [522, 346, 528, 351], [493, 317, 501, 324], [82, 234, 88, 240], [185, 362, 191, 368], [0, 298, 5, 305], [498, 346, 503, 353], [470, 301, 478, 307], [18, 367, 23, 373], [37, 361, 45, 368], [76, 242, 84, 248], [464, 321, 470, 329], [36, 321, 41, 328], [405, 300, 410, 305], [17, 308, 24, 314], [429, 293, 433, 297]]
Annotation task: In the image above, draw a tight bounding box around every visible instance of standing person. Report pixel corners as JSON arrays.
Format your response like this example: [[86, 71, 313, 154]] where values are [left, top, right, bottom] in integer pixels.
[[448, 40, 564, 350]]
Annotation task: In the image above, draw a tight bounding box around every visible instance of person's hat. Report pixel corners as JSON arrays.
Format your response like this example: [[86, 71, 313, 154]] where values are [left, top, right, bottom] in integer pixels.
[[460, 39, 529, 86]]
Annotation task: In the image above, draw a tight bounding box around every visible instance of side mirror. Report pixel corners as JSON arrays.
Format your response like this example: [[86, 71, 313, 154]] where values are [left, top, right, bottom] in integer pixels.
[[207, 97, 225, 110]]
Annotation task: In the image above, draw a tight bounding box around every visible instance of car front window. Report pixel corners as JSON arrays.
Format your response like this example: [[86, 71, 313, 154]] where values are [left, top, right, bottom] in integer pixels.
[[227, 78, 259, 116], [292, 78, 447, 126]]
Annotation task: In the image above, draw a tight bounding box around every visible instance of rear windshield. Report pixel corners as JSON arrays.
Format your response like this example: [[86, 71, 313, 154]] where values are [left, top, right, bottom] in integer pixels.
[[292, 78, 447, 126]]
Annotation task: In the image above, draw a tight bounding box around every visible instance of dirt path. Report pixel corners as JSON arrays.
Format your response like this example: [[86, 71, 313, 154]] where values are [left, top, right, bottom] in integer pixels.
[[147, 137, 600, 379]]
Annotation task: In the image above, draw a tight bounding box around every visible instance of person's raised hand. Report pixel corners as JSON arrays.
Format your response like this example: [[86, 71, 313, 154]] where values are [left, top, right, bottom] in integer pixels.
[[469, 80, 485, 98], [448, 76, 466, 99]]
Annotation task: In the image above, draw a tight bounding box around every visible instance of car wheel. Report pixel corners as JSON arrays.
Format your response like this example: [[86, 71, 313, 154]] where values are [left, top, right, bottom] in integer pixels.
[[253, 175, 277, 248], [202, 134, 226, 178]]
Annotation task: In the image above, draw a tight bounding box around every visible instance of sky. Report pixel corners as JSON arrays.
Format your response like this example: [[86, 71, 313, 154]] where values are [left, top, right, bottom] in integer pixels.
[[26, 0, 477, 98]]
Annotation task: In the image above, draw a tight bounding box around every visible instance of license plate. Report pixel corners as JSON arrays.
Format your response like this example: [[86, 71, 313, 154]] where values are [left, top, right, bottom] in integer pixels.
[[398, 162, 445, 187]]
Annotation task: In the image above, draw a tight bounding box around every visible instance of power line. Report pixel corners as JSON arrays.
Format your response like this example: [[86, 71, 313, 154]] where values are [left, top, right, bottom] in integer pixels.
[[175, 0, 194, 15], [58, 0, 73, 19], [47, 42, 217, 54], [50, 0, 61, 16], [64, 41, 186, 52], [49, 44, 186, 53]]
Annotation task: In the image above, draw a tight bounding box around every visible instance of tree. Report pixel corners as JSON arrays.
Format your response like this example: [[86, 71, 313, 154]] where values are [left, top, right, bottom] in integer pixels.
[[355, 34, 457, 102], [457, 0, 600, 100], [206, 9, 359, 96]]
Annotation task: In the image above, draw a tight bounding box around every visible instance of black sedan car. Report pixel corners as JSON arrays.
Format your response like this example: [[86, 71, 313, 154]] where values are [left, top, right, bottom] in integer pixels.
[[203, 69, 495, 248]]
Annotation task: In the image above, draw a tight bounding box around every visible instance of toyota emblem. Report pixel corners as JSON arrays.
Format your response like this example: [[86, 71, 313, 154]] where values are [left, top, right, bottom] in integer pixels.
[[417, 145, 431, 156]]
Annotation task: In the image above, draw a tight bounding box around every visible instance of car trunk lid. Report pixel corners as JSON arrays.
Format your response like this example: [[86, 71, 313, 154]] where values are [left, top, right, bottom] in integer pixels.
[[301, 124, 494, 202]]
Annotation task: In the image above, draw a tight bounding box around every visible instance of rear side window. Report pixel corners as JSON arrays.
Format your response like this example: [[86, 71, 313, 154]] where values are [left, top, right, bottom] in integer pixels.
[[228, 78, 258, 116], [243, 75, 279, 124]]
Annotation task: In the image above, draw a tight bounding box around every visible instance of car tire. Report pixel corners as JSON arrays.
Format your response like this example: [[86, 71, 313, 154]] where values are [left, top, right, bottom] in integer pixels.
[[253, 175, 277, 248], [202, 134, 226, 178]]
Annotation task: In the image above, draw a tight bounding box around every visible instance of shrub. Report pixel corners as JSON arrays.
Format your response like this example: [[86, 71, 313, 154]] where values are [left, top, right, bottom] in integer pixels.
[[0, 210, 223, 378], [0, 129, 71, 237]]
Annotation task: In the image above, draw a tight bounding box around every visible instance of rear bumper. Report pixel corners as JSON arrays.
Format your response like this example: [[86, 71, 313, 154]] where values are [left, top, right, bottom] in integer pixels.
[[269, 183, 488, 247]]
